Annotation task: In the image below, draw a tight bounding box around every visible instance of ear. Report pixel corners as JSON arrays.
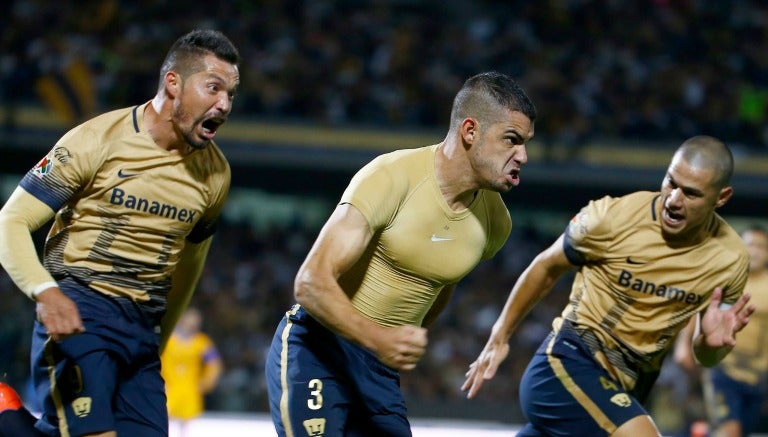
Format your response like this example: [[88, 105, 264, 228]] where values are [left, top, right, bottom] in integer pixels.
[[715, 186, 734, 209], [460, 118, 478, 145], [164, 71, 181, 98]]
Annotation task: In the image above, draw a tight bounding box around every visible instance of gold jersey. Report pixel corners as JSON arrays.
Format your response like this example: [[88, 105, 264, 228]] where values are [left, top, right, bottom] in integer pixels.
[[339, 144, 512, 327], [161, 332, 218, 420], [557, 191, 749, 394], [717, 269, 768, 386], [19, 103, 230, 318]]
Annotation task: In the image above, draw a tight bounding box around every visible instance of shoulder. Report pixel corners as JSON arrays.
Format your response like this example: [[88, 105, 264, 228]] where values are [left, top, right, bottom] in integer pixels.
[[58, 106, 140, 152], [201, 142, 232, 176], [350, 146, 432, 192], [713, 217, 749, 263], [361, 146, 431, 175]]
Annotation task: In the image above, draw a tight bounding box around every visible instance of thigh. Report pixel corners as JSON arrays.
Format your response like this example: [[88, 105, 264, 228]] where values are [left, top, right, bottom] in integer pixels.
[[520, 349, 648, 437], [704, 368, 763, 434], [266, 314, 351, 437], [338, 337, 410, 437], [31, 322, 119, 436], [113, 354, 167, 436]]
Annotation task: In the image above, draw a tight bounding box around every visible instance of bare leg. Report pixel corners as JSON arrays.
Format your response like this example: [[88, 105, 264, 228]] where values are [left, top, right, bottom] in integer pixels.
[[611, 414, 662, 437]]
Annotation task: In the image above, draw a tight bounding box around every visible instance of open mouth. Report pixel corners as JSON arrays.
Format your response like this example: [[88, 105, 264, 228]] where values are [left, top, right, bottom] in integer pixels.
[[201, 118, 224, 137], [663, 208, 685, 225]]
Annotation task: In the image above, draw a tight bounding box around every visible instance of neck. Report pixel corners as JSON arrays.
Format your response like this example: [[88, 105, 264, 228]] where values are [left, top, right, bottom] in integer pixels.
[[144, 96, 189, 154], [436, 140, 478, 210]]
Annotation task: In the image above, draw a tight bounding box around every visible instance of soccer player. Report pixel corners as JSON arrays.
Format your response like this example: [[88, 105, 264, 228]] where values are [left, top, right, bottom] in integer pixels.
[[0, 29, 239, 437], [161, 307, 222, 437], [265, 71, 537, 436], [462, 135, 755, 437], [674, 225, 768, 437]]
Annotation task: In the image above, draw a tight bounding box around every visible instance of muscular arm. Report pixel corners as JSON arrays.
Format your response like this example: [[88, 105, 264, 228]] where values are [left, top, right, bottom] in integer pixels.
[[294, 203, 427, 370], [160, 237, 213, 352], [672, 315, 698, 371], [490, 235, 571, 344], [463, 234, 573, 398]]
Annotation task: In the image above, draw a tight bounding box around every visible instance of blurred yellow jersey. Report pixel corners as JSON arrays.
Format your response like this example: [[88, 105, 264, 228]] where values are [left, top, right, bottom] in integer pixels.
[[19, 103, 230, 321], [718, 269, 768, 386], [558, 191, 749, 394], [339, 144, 512, 327], [161, 332, 219, 420]]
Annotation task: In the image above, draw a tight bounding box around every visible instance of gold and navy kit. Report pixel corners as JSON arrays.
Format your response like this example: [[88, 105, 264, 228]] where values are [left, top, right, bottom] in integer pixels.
[[20, 103, 230, 322], [517, 191, 749, 436], [266, 144, 512, 437], [704, 268, 768, 431], [20, 102, 230, 437]]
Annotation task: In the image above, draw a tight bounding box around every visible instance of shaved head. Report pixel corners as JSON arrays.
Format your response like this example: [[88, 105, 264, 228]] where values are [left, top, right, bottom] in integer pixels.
[[449, 71, 537, 131], [674, 135, 734, 189]]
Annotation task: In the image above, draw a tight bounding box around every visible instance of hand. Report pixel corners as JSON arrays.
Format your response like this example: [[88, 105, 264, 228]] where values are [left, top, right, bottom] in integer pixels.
[[461, 338, 509, 399], [35, 287, 85, 341], [373, 325, 428, 371], [699, 287, 754, 348]]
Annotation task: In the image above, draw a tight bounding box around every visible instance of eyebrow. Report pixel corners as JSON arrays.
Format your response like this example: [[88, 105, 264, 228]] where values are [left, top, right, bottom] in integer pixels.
[[667, 174, 705, 197]]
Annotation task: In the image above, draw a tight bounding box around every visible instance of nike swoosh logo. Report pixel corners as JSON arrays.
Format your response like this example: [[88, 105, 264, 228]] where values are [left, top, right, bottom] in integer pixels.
[[431, 234, 454, 242], [626, 256, 646, 265], [117, 169, 141, 178]]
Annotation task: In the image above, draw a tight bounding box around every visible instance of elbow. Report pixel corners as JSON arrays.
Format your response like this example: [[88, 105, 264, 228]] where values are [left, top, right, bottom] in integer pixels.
[[293, 267, 317, 307]]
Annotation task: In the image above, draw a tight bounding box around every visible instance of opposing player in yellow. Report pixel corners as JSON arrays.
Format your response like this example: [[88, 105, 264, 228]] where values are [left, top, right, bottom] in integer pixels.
[[675, 225, 768, 437], [0, 29, 238, 437], [463, 135, 755, 437], [265, 71, 537, 437], [162, 307, 222, 437]]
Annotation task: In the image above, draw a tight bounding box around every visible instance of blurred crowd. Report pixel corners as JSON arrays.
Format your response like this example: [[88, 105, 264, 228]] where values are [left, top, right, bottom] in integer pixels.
[[2, 0, 768, 150]]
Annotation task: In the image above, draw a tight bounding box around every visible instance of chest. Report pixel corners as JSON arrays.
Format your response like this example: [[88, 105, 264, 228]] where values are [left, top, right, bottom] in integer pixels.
[[376, 193, 492, 283]]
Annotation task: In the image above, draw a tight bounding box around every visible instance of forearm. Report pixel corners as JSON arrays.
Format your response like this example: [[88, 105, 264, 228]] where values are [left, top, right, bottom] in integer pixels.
[[160, 238, 212, 351], [295, 271, 384, 351], [693, 335, 732, 367], [0, 187, 57, 299], [491, 255, 568, 343]]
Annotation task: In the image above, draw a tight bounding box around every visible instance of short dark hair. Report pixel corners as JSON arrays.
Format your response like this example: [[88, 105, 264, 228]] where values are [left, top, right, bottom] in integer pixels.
[[449, 71, 537, 129], [676, 135, 734, 189], [158, 29, 240, 89]]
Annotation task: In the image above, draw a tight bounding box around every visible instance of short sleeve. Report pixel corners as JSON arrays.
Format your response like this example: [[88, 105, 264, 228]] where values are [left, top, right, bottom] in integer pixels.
[[339, 156, 405, 231], [19, 126, 101, 211], [562, 195, 616, 266]]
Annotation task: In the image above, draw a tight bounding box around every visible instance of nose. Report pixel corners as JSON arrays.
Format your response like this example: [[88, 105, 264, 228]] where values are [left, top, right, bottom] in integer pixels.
[[216, 93, 232, 115], [515, 144, 528, 165], [667, 188, 684, 207]]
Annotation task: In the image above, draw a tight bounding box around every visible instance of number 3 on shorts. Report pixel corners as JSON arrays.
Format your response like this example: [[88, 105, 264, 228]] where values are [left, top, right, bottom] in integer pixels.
[[307, 378, 323, 410]]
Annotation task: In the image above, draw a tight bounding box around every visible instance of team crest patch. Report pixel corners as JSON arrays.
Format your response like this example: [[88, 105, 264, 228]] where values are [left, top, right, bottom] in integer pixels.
[[610, 393, 632, 407], [71, 396, 92, 417], [303, 417, 326, 436], [32, 154, 54, 179], [568, 211, 589, 235]]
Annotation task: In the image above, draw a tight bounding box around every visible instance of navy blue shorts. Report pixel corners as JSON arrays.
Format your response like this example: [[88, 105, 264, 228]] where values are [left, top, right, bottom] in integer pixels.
[[265, 305, 411, 437], [704, 367, 764, 434], [30, 278, 167, 436], [517, 325, 648, 437]]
